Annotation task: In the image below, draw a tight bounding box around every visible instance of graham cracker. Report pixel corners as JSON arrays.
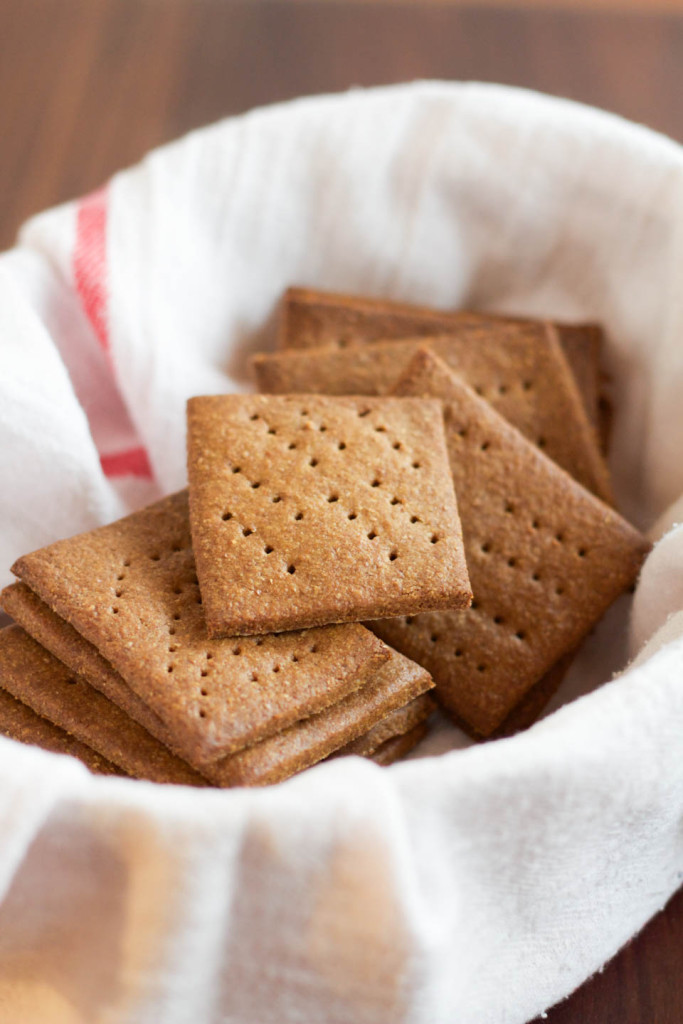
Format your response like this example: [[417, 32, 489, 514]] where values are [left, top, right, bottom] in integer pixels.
[[278, 287, 603, 430], [373, 347, 650, 737], [187, 395, 471, 637], [0, 684, 121, 776], [1, 589, 432, 787], [369, 722, 430, 766], [0, 626, 206, 785], [332, 692, 435, 759], [206, 647, 433, 786], [253, 328, 612, 502], [10, 492, 390, 766]]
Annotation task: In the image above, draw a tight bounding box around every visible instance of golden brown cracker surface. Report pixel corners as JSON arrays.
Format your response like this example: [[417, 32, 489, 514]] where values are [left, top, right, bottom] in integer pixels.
[[0, 683, 121, 776], [207, 647, 433, 786], [11, 492, 389, 766], [2, 581, 172, 744], [3, 586, 432, 787], [333, 692, 435, 759], [0, 626, 205, 785], [491, 652, 575, 739], [254, 327, 612, 502], [373, 347, 649, 737], [278, 286, 602, 429], [187, 394, 471, 637]]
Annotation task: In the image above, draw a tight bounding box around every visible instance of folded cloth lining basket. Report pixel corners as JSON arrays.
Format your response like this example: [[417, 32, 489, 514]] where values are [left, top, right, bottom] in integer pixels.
[[1, 81, 683, 1024]]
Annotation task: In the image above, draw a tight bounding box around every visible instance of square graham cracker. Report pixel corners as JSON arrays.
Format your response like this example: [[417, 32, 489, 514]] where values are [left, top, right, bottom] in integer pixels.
[[1, 591, 431, 787], [187, 394, 471, 637], [0, 626, 205, 785], [253, 327, 612, 502], [0, 680, 121, 776], [10, 492, 390, 767], [372, 347, 650, 737], [278, 286, 603, 431]]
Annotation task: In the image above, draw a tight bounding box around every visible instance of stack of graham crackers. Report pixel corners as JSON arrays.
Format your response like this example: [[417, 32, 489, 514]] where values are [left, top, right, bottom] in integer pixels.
[[0, 287, 650, 787]]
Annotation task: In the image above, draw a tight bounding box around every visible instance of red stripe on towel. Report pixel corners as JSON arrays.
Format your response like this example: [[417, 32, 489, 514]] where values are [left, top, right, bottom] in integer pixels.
[[74, 188, 154, 481], [100, 447, 153, 479], [73, 187, 111, 355]]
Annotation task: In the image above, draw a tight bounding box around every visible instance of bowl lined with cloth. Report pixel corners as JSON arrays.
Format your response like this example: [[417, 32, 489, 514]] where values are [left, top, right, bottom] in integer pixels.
[[0, 81, 682, 1024]]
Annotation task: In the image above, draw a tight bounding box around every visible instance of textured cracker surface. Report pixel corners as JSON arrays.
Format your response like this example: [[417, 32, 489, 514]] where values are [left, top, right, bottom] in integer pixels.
[[333, 692, 435, 759], [557, 323, 603, 435], [254, 329, 612, 502], [187, 395, 471, 636], [278, 286, 602, 428], [207, 647, 433, 786], [2, 582, 173, 746], [0, 681, 120, 776], [11, 492, 389, 764], [373, 348, 650, 736], [369, 722, 429, 766], [5, 582, 431, 787], [491, 652, 575, 738], [279, 286, 488, 350], [0, 626, 204, 785]]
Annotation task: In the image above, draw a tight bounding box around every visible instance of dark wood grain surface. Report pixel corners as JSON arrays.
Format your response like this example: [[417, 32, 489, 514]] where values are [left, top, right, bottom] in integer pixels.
[[2, 1, 683, 1020]]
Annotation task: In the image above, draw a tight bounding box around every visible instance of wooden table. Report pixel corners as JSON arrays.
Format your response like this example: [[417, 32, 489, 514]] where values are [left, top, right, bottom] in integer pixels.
[[2, 1, 682, 1019]]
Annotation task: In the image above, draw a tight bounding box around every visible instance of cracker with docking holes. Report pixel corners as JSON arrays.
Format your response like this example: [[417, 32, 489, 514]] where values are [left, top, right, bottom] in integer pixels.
[[372, 347, 649, 737], [10, 492, 390, 767], [0, 626, 205, 785], [0, 597, 432, 786], [186, 394, 471, 637], [208, 647, 433, 786], [278, 286, 604, 433], [4, 578, 428, 785], [253, 329, 612, 502]]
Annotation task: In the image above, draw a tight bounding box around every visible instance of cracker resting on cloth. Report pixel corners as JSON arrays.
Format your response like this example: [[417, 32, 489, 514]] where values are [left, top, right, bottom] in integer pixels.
[[0, 605, 431, 786], [212, 647, 433, 785], [372, 347, 650, 736], [10, 492, 389, 766]]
